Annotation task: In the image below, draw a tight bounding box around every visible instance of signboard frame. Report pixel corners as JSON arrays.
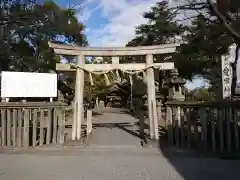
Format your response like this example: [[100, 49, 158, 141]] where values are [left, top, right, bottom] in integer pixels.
[[1, 71, 57, 98]]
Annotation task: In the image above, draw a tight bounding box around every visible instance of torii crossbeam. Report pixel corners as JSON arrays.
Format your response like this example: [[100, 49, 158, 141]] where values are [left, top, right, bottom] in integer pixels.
[[49, 42, 179, 141]]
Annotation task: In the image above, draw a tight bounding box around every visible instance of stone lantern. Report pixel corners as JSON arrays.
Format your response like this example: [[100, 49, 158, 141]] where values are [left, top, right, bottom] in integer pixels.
[[164, 69, 186, 101]]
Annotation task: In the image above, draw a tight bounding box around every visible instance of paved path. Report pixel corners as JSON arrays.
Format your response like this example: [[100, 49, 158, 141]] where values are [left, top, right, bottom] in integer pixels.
[[0, 108, 239, 180], [87, 108, 142, 147]]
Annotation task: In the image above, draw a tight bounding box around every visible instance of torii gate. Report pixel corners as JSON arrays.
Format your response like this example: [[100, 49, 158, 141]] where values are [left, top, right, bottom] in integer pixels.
[[49, 42, 179, 141]]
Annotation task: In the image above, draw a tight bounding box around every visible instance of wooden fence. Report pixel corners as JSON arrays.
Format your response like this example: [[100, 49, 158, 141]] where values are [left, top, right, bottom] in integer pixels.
[[165, 100, 240, 155], [0, 102, 66, 148]]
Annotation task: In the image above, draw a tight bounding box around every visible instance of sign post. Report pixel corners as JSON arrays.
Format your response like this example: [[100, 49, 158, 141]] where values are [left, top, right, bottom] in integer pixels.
[[221, 55, 232, 99]]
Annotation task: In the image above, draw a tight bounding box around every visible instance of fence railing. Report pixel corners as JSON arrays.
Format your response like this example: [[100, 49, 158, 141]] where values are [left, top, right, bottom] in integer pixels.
[[0, 102, 66, 148], [165, 100, 240, 155]]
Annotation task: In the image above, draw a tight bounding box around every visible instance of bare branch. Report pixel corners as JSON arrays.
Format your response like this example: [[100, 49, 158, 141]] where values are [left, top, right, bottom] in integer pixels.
[[168, 2, 208, 11], [175, 15, 199, 22], [206, 0, 240, 42]]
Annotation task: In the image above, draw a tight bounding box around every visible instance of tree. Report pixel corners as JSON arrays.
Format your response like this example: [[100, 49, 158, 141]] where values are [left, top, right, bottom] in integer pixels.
[[127, 1, 185, 46], [172, 0, 240, 97], [186, 87, 215, 101], [8, 1, 86, 70], [125, 1, 186, 102], [0, 0, 87, 100], [126, 0, 238, 99], [0, 0, 87, 71], [171, 0, 240, 41], [174, 14, 233, 98]]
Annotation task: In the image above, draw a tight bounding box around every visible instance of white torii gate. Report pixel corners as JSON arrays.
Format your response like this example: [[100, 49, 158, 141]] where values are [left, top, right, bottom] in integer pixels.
[[49, 42, 179, 141]]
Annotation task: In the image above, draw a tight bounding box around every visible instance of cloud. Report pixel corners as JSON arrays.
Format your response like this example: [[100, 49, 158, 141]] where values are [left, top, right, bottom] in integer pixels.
[[77, 0, 100, 22], [79, 0, 159, 46], [65, 0, 195, 46], [75, 0, 206, 89]]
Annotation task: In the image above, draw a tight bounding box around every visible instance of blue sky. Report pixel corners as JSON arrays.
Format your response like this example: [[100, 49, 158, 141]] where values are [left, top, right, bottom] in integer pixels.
[[54, 0, 205, 89]]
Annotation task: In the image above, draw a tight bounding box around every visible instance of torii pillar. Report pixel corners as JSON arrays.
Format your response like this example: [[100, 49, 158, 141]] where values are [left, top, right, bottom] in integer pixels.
[[72, 54, 85, 140], [146, 54, 159, 140]]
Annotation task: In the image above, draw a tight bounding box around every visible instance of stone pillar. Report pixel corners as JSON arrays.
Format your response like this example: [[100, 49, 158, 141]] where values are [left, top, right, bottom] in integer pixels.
[[112, 56, 119, 64], [72, 54, 85, 140], [156, 99, 162, 123], [146, 54, 159, 140], [95, 97, 99, 109], [1, 98, 9, 102], [87, 110, 92, 136]]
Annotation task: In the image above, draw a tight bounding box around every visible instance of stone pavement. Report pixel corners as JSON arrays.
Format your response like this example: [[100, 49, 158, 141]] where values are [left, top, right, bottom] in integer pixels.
[[0, 146, 240, 180], [0, 108, 239, 180], [88, 109, 141, 147]]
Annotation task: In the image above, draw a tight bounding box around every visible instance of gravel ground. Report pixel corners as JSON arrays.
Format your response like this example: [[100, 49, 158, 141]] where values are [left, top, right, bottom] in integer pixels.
[[0, 146, 239, 180]]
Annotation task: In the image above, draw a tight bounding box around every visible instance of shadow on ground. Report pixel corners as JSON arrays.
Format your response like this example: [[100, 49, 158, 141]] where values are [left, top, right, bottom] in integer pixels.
[[84, 107, 240, 180], [111, 108, 240, 180], [92, 122, 144, 139], [157, 134, 240, 180]]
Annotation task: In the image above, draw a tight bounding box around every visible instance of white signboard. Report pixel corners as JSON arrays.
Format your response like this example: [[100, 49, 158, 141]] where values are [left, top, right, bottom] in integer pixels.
[[1, 71, 57, 98], [221, 55, 232, 99], [235, 47, 240, 95]]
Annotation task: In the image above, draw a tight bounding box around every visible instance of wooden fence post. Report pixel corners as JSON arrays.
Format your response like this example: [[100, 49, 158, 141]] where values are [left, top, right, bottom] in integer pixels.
[[219, 108, 224, 153], [6, 109, 11, 147], [234, 109, 239, 149], [186, 108, 191, 149], [17, 109, 22, 147], [1, 109, 6, 146], [211, 108, 216, 153], [58, 108, 65, 145], [156, 100, 162, 124], [52, 108, 58, 144], [32, 109, 37, 147], [46, 108, 52, 145], [87, 110, 92, 136], [180, 107, 185, 148], [175, 106, 181, 147], [166, 106, 173, 145], [199, 108, 207, 150], [23, 109, 29, 148], [226, 107, 232, 153], [39, 109, 44, 146], [12, 109, 17, 147]]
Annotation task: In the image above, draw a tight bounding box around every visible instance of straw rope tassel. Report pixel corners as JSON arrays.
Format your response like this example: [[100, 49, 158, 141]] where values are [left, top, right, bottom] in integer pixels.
[[116, 70, 121, 82], [135, 71, 141, 80], [89, 72, 94, 86], [104, 73, 110, 86], [110, 70, 115, 75], [129, 74, 133, 86], [142, 71, 147, 83], [110, 70, 115, 78]]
